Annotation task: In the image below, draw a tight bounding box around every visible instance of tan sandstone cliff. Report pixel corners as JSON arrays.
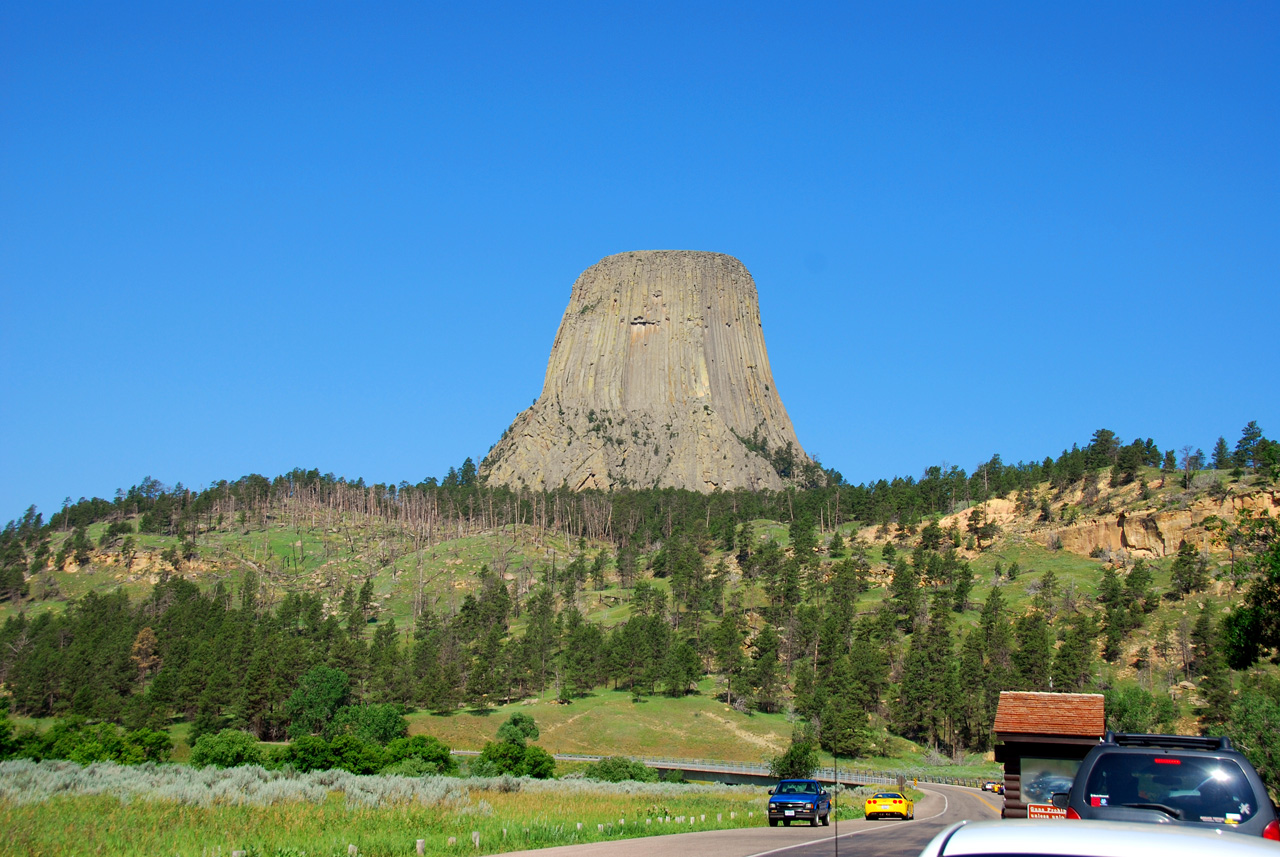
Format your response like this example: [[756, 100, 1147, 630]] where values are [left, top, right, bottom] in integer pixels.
[[481, 251, 810, 492]]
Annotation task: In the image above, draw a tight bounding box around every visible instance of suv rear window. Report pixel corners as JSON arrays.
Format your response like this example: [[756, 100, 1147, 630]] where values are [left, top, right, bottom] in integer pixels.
[[1083, 753, 1261, 825]]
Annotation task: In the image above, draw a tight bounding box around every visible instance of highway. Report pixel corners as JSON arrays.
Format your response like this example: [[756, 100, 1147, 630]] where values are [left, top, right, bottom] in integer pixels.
[[498, 784, 1003, 857]]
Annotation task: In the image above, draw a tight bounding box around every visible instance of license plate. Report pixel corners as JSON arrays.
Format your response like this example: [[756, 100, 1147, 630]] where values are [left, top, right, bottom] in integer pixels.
[[784, 810, 795, 816]]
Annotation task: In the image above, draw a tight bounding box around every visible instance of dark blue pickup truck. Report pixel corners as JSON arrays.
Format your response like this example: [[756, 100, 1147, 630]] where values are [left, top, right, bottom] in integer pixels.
[[767, 779, 831, 827]]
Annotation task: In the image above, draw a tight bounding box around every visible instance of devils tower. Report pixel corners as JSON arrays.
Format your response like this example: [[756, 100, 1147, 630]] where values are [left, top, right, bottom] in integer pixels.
[[481, 251, 812, 492]]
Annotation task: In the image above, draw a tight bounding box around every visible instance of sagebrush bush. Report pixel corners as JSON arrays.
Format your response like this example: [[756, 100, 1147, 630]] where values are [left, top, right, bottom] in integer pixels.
[[0, 758, 733, 810]]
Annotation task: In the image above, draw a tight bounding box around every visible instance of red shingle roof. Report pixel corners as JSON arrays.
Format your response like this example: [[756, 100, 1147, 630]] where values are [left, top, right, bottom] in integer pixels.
[[993, 691, 1105, 738]]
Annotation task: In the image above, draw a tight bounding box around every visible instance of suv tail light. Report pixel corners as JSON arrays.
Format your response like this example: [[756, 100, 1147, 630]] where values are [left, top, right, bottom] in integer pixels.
[[1263, 820, 1279, 840], [1065, 807, 1081, 820]]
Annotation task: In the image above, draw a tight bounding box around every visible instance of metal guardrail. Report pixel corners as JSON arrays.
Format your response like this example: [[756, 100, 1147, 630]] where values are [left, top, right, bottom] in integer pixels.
[[449, 750, 985, 789]]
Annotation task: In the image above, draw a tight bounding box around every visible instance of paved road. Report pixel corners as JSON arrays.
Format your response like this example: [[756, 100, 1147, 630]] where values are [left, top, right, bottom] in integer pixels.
[[499, 785, 1003, 857], [780, 784, 1003, 857]]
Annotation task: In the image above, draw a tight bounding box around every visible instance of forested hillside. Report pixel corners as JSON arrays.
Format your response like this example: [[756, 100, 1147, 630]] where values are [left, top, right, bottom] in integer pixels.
[[1, 422, 1277, 768]]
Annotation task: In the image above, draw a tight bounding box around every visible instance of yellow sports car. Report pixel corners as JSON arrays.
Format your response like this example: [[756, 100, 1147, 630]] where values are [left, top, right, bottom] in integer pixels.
[[864, 791, 914, 820]]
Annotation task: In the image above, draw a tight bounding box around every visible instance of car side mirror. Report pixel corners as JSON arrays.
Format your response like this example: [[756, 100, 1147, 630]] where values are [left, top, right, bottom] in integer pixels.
[[1051, 793, 1069, 809], [768, 788, 775, 795]]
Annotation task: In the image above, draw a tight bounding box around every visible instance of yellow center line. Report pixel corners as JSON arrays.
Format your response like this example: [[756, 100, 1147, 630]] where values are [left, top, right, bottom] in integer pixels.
[[971, 792, 1003, 816]]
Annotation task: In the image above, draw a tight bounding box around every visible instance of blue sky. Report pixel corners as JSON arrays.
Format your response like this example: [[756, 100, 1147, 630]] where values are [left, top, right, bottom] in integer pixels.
[[2, 2, 1277, 519]]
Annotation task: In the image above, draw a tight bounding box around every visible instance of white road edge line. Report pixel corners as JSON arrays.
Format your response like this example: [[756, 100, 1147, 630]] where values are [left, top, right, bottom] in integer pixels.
[[741, 790, 950, 857]]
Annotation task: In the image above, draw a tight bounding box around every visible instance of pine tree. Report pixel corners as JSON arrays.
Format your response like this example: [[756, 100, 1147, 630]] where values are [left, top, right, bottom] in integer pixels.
[[1236, 421, 1264, 470], [1191, 609, 1232, 731], [819, 655, 871, 758], [958, 629, 990, 749], [890, 557, 922, 631], [896, 595, 958, 747], [1053, 613, 1097, 691], [751, 624, 782, 712], [789, 514, 817, 565], [713, 611, 748, 708], [1012, 612, 1052, 691], [1170, 540, 1210, 595], [1213, 437, 1234, 471]]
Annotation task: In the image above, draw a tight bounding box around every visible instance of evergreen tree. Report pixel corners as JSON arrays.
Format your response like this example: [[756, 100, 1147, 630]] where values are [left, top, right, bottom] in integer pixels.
[[1191, 609, 1232, 732], [1213, 437, 1234, 471], [1012, 612, 1052, 691], [1086, 429, 1121, 470], [889, 557, 922, 631], [789, 514, 818, 565], [1170, 540, 1210, 595], [1111, 441, 1143, 486], [819, 655, 871, 758], [1123, 560, 1156, 618], [1053, 613, 1097, 691], [1236, 421, 1265, 470], [713, 610, 749, 708], [751, 624, 783, 712], [467, 625, 505, 707], [896, 595, 958, 747], [957, 628, 990, 749], [952, 559, 975, 612], [661, 640, 701, 696]]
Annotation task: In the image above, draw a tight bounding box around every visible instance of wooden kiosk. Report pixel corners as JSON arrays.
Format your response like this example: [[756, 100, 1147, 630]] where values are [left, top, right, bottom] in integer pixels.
[[992, 691, 1105, 818]]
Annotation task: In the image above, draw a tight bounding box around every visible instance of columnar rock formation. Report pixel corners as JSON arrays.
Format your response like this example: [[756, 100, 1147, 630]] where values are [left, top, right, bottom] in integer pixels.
[[481, 251, 812, 492]]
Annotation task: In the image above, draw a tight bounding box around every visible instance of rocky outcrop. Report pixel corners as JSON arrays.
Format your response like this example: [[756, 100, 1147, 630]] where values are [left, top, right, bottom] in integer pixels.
[[481, 251, 811, 492], [1041, 490, 1279, 558]]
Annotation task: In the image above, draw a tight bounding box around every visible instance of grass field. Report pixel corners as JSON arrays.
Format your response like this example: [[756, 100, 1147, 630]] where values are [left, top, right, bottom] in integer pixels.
[[0, 757, 926, 857], [407, 680, 793, 760], [1, 761, 773, 857]]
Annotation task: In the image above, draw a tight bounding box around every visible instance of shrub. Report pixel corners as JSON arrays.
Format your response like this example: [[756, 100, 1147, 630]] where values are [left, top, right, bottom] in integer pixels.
[[279, 735, 336, 773], [384, 735, 456, 774], [380, 756, 436, 777], [10, 717, 171, 765], [189, 730, 264, 768], [0, 758, 729, 810], [328, 734, 385, 775], [585, 756, 658, 783], [0, 717, 18, 760], [521, 745, 555, 779], [120, 728, 172, 763], [1104, 685, 1176, 734], [770, 727, 818, 779], [495, 712, 539, 746], [475, 740, 526, 776], [324, 704, 407, 746], [473, 740, 554, 779]]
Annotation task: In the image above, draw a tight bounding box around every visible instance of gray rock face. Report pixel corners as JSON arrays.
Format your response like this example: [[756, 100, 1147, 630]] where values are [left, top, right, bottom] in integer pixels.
[[481, 251, 811, 492]]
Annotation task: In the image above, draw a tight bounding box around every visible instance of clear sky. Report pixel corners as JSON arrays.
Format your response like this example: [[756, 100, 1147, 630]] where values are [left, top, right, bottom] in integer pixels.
[[2, 2, 1277, 519]]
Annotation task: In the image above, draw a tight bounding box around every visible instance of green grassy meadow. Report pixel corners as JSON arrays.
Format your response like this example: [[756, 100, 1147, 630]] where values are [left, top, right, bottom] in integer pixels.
[[3, 773, 770, 857]]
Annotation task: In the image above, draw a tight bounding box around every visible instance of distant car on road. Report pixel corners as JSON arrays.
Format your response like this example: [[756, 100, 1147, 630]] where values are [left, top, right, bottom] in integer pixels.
[[1056, 731, 1279, 840], [767, 779, 831, 827], [982, 781, 1005, 794], [919, 818, 1280, 857], [865, 790, 915, 820]]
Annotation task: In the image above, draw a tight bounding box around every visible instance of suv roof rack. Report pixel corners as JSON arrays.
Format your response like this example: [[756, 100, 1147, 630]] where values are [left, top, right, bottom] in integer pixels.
[[1104, 730, 1233, 751]]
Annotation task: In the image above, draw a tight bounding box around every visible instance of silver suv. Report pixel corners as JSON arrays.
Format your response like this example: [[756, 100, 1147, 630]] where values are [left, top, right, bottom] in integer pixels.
[[1055, 732, 1278, 840]]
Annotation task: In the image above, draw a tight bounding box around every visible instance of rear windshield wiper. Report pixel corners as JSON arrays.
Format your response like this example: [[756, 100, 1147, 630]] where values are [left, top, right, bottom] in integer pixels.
[[1121, 803, 1183, 819]]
